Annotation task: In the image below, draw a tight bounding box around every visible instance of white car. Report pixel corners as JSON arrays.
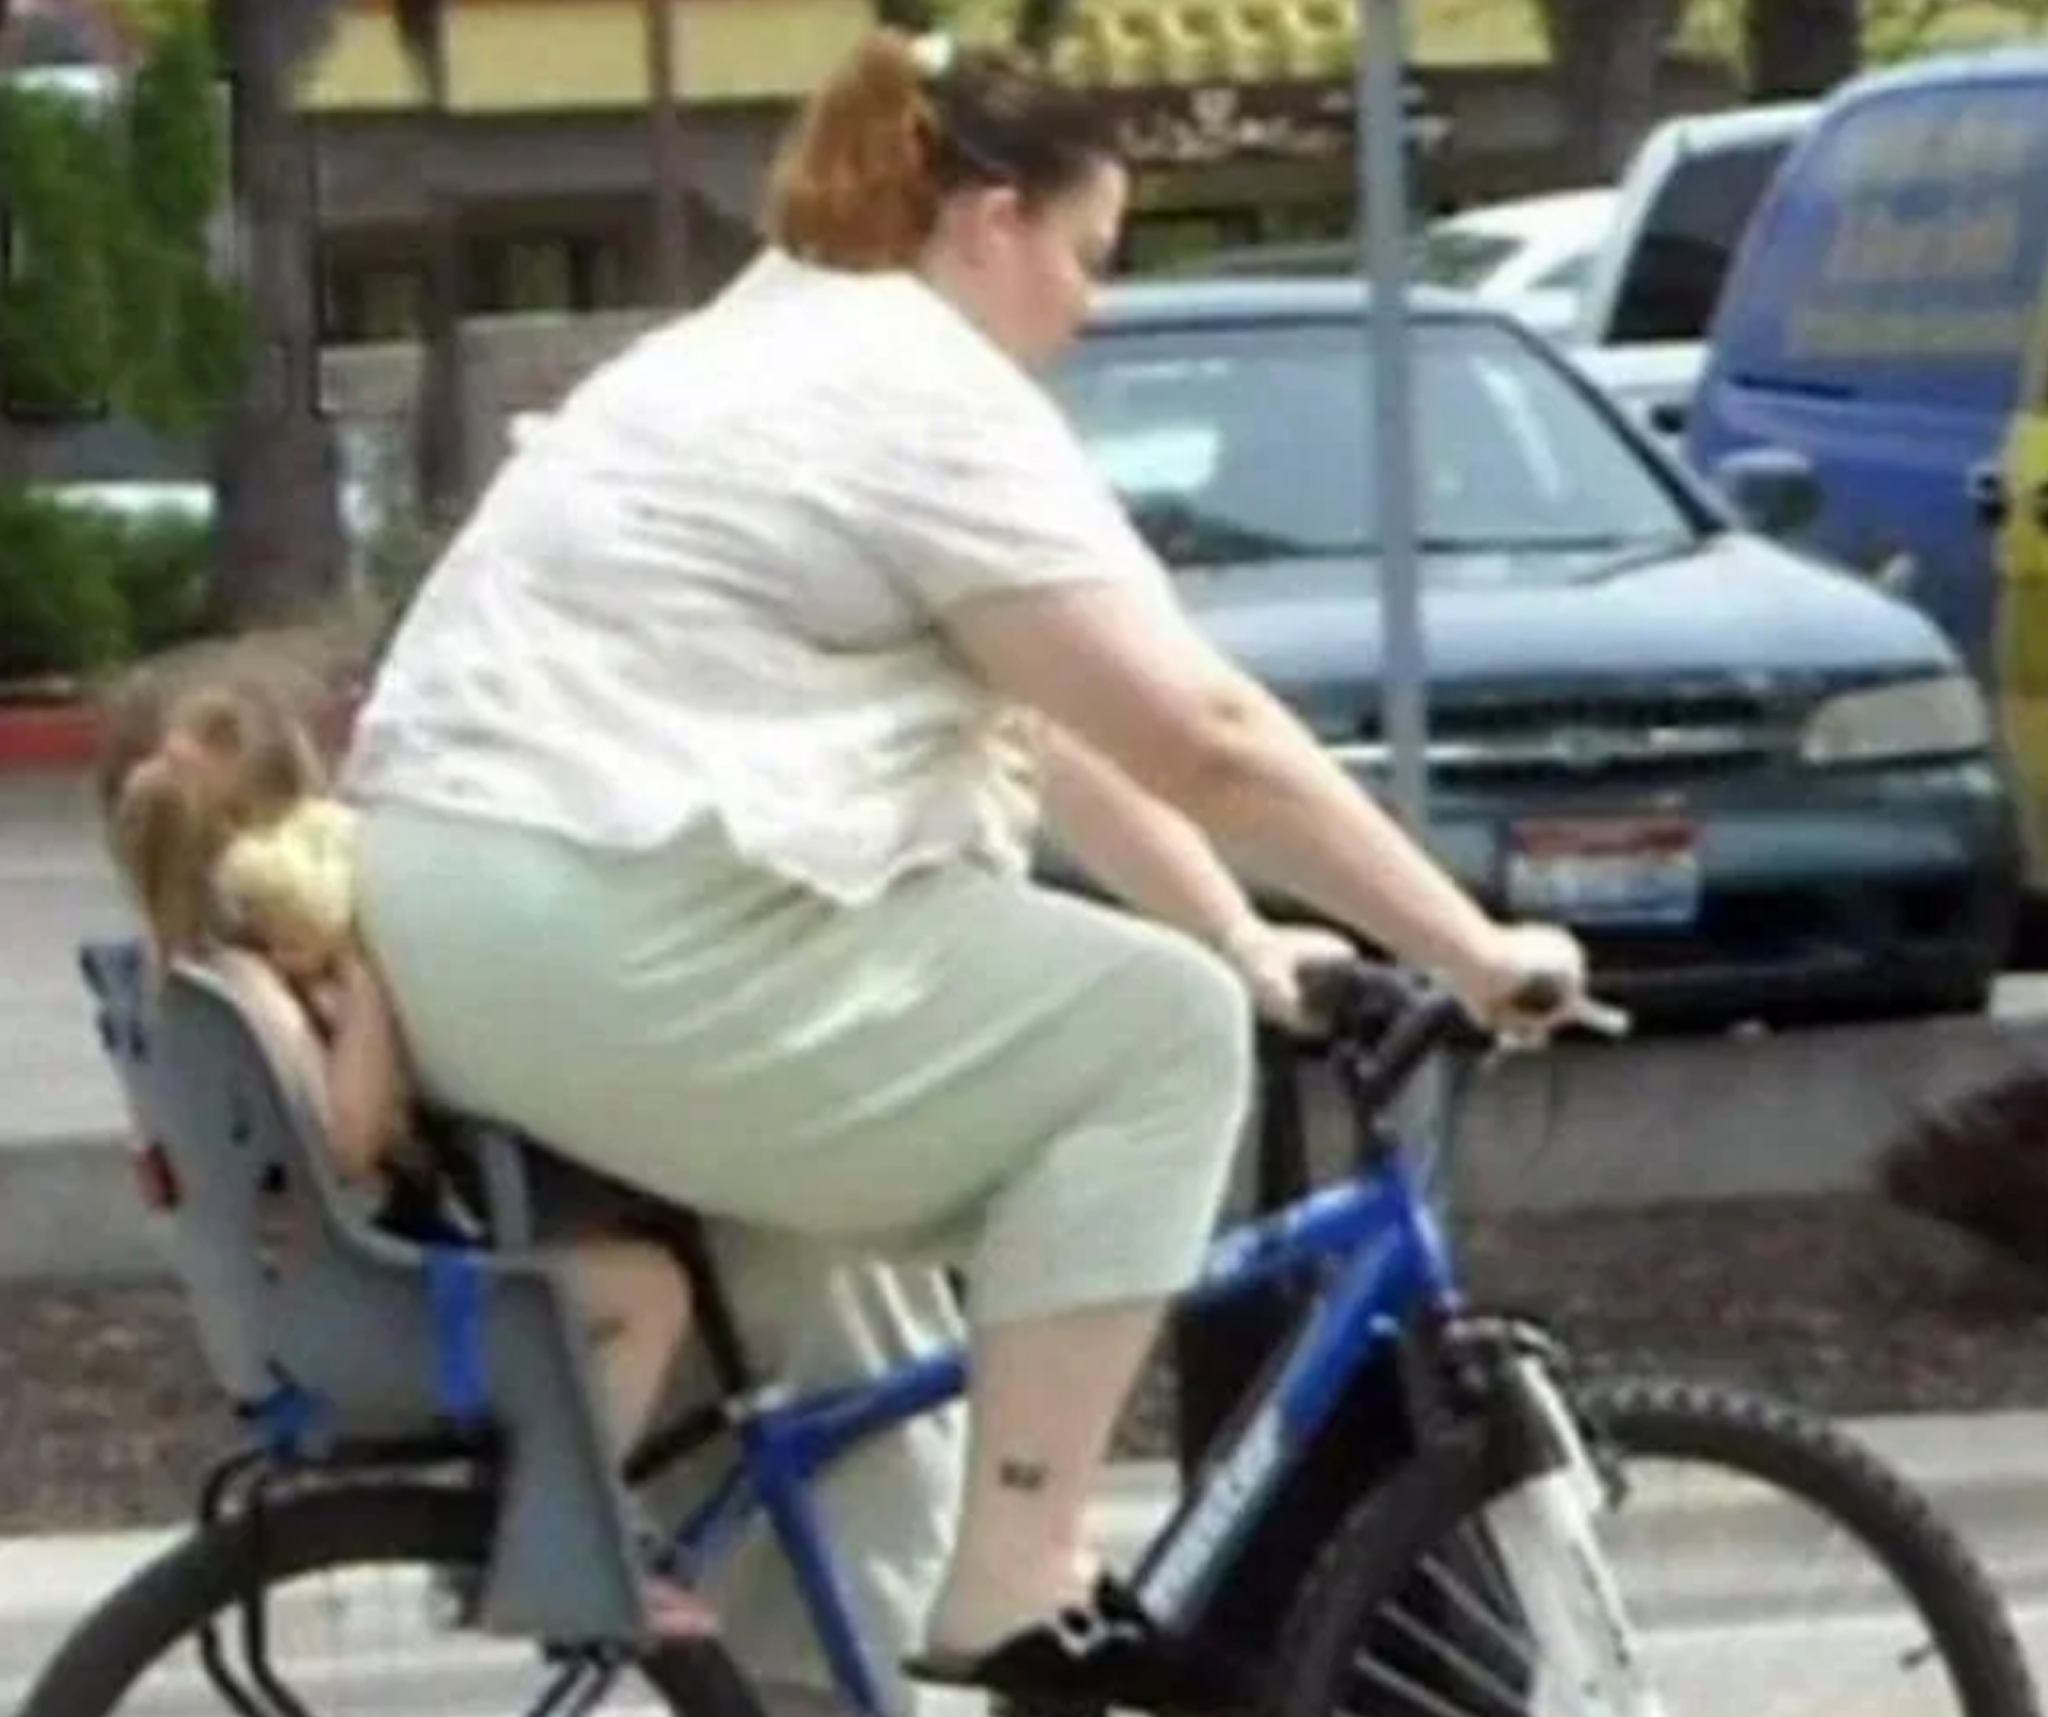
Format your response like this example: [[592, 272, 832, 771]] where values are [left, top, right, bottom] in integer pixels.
[[1190, 191, 1617, 339], [1172, 104, 1818, 450], [1566, 102, 1818, 440], [1414, 188, 1619, 337]]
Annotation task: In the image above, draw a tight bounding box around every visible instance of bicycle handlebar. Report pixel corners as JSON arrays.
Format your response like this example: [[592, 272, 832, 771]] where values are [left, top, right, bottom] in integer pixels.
[[1297, 959, 1625, 1127]]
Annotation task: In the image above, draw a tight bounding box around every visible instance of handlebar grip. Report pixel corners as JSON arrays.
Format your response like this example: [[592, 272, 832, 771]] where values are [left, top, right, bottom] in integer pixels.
[[1508, 971, 1568, 1017], [1297, 957, 1418, 1040]]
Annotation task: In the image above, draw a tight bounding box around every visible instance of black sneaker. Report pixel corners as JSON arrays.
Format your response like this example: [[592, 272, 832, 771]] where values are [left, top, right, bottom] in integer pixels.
[[903, 1580, 1248, 1715]]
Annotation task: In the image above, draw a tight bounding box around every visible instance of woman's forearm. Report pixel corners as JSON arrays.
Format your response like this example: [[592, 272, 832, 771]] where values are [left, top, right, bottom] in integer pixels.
[[1178, 673, 1502, 991], [1036, 724, 1263, 956], [946, 584, 1518, 1005]]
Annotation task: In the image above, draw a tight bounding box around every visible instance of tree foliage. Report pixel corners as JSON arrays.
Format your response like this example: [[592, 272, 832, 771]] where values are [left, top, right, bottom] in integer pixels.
[[0, 0, 247, 435]]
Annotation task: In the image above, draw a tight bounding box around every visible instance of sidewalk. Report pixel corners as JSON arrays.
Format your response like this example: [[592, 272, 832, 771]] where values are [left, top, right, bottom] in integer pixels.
[[0, 774, 142, 1280], [1, 774, 127, 1147]]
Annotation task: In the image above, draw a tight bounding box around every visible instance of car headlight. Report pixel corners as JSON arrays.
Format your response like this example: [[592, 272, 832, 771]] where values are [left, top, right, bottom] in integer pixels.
[[1800, 674, 1989, 766]]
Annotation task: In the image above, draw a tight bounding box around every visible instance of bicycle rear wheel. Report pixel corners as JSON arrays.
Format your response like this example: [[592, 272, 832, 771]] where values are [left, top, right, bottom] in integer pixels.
[[1271, 1374, 2039, 1717], [17, 1478, 763, 1717]]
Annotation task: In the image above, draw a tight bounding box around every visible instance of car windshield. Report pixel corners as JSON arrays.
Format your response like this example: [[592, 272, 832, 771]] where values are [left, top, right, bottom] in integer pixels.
[[1414, 225, 1521, 289], [1052, 316, 1699, 575]]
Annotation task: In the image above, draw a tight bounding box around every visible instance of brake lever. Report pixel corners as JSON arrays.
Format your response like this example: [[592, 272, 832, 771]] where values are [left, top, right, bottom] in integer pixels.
[[1487, 996, 1632, 1062], [1574, 998, 1633, 1039]]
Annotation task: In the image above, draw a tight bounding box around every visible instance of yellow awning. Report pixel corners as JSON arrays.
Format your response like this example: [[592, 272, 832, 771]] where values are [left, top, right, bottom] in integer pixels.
[[294, 0, 1548, 115], [298, 0, 872, 113], [956, 0, 1546, 78]]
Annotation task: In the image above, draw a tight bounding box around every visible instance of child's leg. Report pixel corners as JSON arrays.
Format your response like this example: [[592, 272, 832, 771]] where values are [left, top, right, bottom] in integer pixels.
[[562, 1236, 717, 1638], [566, 1236, 693, 1450]]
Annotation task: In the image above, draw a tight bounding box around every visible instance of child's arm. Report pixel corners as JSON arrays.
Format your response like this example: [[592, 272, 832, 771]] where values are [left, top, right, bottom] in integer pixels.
[[322, 954, 414, 1183]]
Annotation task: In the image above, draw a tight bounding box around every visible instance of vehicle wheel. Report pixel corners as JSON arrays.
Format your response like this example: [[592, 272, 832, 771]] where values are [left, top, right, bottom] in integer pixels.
[[15, 1478, 763, 1717], [1268, 1375, 2038, 1717]]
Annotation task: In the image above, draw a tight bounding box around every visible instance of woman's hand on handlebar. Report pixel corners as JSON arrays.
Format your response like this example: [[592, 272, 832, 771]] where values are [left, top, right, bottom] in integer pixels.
[[1216, 918, 1359, 1031], [1455, 921, 1622, 1043], [1227, 916, 1624, 1045]]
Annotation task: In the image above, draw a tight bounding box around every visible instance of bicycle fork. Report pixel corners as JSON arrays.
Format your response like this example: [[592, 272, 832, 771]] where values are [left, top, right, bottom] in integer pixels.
[[1481, 1352, 1671, 1717]]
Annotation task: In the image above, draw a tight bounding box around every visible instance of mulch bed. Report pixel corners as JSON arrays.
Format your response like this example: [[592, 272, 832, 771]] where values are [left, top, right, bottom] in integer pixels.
[[4, 1193, 2046, 1535]]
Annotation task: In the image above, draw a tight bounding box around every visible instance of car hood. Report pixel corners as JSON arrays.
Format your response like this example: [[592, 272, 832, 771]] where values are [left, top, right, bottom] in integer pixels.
[[1172, 530, 1958, 734]]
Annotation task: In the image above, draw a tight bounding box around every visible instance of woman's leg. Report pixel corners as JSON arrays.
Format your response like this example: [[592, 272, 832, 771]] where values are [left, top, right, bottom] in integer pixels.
[[931, 1304, 1159, 1646], [928, 928, 1251, 1652]]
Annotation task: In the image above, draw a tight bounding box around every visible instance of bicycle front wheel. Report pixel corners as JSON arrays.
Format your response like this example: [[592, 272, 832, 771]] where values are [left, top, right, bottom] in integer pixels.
[[16, 1478, 761, 1717], [1271, 1374, 2039, 1717]]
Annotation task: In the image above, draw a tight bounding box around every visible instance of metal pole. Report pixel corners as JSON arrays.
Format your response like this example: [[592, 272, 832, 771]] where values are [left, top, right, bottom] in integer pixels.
[[1354, 0, 1449, 1189], [1358, 0, 1426, 829], [645, 0, 690, 304]]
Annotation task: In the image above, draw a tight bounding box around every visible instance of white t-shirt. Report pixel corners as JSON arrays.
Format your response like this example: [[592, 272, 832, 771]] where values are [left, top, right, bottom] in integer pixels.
[[342, 250, 1169, 905]]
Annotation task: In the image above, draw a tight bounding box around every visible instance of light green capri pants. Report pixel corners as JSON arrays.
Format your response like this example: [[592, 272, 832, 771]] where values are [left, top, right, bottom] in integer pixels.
[[356, 804, 1254, 1325]]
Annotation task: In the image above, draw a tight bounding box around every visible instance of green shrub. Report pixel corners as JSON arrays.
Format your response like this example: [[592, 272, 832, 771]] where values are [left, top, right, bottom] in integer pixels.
[[0, 491, 213, 685], [102, 507, 213, 655]]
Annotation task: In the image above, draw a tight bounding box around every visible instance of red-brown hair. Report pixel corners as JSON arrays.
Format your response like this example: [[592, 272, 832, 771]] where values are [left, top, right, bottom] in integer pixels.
[[764, 28, 1119, 272]]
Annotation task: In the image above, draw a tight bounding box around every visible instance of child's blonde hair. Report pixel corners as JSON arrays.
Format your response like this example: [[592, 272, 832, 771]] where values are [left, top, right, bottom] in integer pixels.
[[105, 683, 326, 960]]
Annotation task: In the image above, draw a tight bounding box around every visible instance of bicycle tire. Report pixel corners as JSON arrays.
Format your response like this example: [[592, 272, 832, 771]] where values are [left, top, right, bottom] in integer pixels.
[[15, 1479, 765, 1717], [1269, 1374, 2040, 1717]]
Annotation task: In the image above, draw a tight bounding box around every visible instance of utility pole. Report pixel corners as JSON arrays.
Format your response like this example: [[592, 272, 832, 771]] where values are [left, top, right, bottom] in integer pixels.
[[644, 0, 689, 304]]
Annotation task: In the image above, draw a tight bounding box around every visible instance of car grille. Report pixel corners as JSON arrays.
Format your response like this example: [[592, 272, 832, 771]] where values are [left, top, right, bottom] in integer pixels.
[[1336, 693, 1780, 784]]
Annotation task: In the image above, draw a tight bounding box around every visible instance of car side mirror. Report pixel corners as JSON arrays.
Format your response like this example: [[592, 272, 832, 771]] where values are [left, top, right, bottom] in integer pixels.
[[1714, 446, 1821, 540]]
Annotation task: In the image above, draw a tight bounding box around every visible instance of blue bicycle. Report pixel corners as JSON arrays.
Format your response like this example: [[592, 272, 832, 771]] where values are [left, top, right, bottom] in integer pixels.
[[24, 955, 2041, 1717]]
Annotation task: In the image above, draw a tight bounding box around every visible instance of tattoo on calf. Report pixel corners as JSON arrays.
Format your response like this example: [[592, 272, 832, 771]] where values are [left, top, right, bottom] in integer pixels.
[[998, 1457, 1050, 1493]]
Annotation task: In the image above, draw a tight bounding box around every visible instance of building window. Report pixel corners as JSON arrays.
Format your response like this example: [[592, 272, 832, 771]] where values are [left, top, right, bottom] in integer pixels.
[[470, 230, 635, 316], [321, 259, 427, 345], [321, 226, 639, 343], [568, 233, 632, 309]]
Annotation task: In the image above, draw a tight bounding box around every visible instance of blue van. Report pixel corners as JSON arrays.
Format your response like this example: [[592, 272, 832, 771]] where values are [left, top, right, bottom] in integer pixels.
[[1687, 48, 2048, 879], [1688, 47, 2048, 670]]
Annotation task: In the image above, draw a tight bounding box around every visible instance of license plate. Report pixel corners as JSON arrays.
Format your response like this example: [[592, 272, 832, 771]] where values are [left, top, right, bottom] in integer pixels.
[[1505, 816, 1701, 928]]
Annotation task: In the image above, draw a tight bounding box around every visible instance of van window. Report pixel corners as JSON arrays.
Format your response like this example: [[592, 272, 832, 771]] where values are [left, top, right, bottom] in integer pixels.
[[1712, 84, 2048, 412], [1608, 139, 1791, 344]]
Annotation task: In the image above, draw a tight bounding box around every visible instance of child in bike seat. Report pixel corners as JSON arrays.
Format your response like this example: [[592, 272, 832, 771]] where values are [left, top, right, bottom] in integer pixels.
[[97, 669, 717, 1640]]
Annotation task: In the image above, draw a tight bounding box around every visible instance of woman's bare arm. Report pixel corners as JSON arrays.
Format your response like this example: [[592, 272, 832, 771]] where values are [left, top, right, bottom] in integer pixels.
[[945, 582, 1575, 1018], [1036, 722, 1265, 954]]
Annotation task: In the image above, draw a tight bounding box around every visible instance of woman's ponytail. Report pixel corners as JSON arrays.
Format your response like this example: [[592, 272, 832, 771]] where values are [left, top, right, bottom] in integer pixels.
[[764, 30, 941, 272]]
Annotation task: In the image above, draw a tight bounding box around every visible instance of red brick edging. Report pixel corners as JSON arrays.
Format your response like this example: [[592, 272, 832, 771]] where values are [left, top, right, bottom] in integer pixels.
[[0, 701, 99, 774], [0, 693, 363, 776]]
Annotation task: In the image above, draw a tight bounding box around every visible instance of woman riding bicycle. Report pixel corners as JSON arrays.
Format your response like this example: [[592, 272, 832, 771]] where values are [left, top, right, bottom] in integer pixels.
[[341, 25, 1592, 1705]]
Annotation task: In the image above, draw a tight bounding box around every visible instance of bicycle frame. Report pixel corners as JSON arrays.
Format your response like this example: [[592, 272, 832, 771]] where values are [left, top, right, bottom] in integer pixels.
[[660, 1148, 1461, 1716]]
